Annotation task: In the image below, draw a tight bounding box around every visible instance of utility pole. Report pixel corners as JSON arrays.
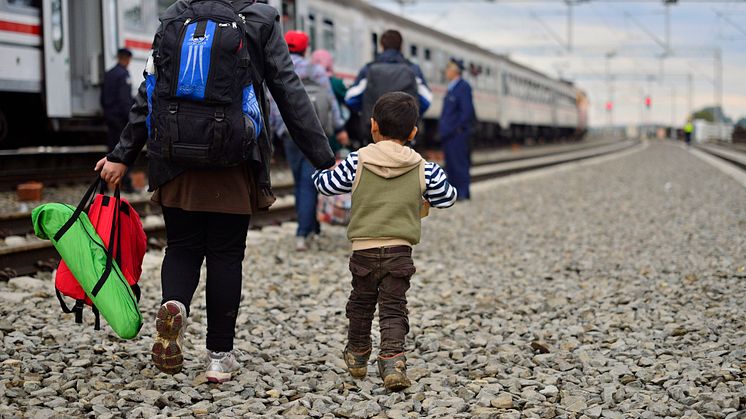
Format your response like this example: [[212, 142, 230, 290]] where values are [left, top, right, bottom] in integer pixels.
[[670, 86, 677, 140], [714, 47, 722, 122], [605, 51, 615, 128], [687, 73, 693, 118], [566, 0, 573, 52]]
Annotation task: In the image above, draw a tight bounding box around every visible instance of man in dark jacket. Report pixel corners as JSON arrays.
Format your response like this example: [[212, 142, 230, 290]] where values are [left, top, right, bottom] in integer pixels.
[[101, 48, 134, 191], [97, 0, 335, 383], [439, 58, 475, 200], [345, 29, 432, 145], [102, 48, 133, 151]]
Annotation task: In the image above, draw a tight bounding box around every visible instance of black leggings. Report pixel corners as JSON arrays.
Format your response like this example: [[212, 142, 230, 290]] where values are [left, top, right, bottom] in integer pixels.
[[160, 206, 250, 352]]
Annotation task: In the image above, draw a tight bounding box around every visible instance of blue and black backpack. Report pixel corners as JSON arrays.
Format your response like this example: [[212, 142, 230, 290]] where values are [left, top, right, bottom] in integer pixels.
[[147, 0, 263, 168]]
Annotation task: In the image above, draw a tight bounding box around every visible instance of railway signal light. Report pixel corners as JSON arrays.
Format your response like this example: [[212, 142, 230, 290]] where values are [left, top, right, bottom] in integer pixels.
[[645, 96, 652, 108], [605, 101, 613, 111]]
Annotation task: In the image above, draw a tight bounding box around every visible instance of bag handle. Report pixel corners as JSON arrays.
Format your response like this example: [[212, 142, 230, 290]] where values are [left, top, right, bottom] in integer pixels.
[[53, 177, 102, 242], [91, 186, 120, 297]]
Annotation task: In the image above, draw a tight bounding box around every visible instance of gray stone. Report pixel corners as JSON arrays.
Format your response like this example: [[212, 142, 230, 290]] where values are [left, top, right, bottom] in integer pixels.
[[8, 276, 46, 290], [490, 393, 513, 409]]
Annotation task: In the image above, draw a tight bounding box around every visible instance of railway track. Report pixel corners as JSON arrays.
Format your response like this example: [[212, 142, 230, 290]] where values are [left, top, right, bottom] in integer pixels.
[[694, 142, 746, 171], [0, 139, 635, 280]]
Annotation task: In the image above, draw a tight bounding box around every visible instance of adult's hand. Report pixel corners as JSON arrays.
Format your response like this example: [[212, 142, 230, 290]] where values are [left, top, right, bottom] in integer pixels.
[[95, 157, 127, 185], [336, 130, 350, 146]]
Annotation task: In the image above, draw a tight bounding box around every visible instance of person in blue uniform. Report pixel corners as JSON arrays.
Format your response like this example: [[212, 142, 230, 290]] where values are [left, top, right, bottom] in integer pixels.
[[439, 58, 475, 200], [101, 48, 134, 191]]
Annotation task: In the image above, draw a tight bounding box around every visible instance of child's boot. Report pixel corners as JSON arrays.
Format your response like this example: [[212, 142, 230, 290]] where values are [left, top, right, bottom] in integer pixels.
[[377, 353, 411, 391], [343, 346, 371, 378]]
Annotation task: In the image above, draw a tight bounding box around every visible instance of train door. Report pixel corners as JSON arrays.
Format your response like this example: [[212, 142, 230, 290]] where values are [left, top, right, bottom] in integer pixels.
[[41, 0, 70, 117], [42, 0, 104, 118]]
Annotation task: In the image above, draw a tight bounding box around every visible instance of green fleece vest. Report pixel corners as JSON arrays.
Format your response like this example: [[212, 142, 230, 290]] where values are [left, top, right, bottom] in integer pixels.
[[347, 165, 423, 245]]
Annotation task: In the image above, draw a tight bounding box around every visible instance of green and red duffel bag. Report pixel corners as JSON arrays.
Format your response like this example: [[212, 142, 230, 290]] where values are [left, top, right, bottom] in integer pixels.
[[32, 179, 144, 339]]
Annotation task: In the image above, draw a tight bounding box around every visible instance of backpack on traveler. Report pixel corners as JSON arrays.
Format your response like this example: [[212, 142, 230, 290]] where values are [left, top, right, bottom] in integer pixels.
[[302, 76, 335, 137], [147, 0, 263, 168], [360, 60, 418, 141]]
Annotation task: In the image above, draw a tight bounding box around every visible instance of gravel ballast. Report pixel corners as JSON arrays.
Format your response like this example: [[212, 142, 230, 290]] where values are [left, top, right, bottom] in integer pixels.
[[0, 142, 744, 418]]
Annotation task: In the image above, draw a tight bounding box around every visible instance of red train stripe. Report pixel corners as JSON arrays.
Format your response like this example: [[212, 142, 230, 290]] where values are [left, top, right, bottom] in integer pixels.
[[0, 20, 41, 35], [125, 39, 152, 50]]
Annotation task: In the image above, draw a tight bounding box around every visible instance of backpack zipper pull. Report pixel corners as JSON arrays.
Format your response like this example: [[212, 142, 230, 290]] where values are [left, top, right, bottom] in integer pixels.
[[183, 18, 191, 26]]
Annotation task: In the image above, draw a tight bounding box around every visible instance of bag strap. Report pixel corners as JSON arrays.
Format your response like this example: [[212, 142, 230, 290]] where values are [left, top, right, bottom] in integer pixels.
[[53, 177, 101, 242], [55, 289, 86, 324], [91, 305, 101, 331], [91, 186, 120, 298], [132, 284, 141, 302]]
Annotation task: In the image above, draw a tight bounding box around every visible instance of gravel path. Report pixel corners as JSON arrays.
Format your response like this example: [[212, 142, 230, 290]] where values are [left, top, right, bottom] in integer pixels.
[[0, 170, 294, 215], [1, 142, 744, 418]]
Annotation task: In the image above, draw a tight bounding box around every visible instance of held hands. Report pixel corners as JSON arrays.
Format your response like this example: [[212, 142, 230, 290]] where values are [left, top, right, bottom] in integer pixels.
[[336, 130, 350, 147], [95, 157, 127, 185]]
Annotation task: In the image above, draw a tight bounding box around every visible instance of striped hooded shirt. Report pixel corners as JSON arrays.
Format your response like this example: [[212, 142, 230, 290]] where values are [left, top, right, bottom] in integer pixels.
[[312, 146, 458, 209]]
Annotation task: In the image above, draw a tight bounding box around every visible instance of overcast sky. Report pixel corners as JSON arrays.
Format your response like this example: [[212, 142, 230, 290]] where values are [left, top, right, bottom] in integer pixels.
[[372, 0, 746, 127]]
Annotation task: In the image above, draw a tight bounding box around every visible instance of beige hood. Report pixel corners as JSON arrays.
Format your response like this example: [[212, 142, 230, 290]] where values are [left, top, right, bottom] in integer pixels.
[[358, 141, 424, 179]]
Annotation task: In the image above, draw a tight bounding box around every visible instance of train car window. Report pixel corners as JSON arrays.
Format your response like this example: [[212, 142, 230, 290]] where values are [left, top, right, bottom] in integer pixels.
[[122, 0, 145, 32], [322, 18, 335, 52], [158, 0, 175, 13], [371, 33, 378, 60], [49, 0, 63, 52], [7, 0, 39, 7], [307, 13, 317, 50], [410, 45, 418, 58], [282, 0, 298, 32], [424, 48, 431, 61]]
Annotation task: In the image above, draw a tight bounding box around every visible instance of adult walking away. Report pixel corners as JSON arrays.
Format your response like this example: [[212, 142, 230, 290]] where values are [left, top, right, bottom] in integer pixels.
[[439, 58, 475, 200], [312, 49, 349, 154], [101, 48, 134, 192], [684, 119, 693, 146], [96, 0, 334, 383], [272, 31, 349, 251], [345, 29, 432, 145]]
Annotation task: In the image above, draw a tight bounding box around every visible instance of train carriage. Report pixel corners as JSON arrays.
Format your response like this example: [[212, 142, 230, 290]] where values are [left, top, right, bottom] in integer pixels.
[[0, 0, 586, 148]]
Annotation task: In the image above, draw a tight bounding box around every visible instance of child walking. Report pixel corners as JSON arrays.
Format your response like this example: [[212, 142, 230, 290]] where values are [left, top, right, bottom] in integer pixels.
[[312, 92, 457, 391]]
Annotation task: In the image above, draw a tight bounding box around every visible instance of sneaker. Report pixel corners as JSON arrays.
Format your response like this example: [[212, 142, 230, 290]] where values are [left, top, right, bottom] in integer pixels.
[[151, 300, 187, 375], [295, 236, 308, 252], [377, 353, 411, 391], [205, 350, 241, 383], [342, 346, 371, 379]]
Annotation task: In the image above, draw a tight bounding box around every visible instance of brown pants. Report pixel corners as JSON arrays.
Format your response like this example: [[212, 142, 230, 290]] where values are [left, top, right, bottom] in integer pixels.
[[346, 246, 416, 356]]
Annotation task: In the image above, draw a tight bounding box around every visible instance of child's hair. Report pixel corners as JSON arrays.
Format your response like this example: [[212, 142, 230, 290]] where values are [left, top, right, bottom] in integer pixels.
[[372, 92, 419, 141]]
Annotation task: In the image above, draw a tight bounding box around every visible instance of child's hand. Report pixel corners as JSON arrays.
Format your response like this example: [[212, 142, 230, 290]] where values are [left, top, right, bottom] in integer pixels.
[[420, 200, 430, 218]]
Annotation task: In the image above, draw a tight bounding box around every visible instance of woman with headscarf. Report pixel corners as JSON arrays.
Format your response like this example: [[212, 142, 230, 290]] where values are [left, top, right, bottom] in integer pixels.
[[312, 49, 349, 153]]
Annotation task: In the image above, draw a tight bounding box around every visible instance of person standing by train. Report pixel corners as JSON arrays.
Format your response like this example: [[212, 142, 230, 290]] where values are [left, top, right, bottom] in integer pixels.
[[272, 31, 349, 252], [96, 1, 335, 383], [345, 29, 432, 146], [439, 58, 475, 200], [101, 48, 134, 192]]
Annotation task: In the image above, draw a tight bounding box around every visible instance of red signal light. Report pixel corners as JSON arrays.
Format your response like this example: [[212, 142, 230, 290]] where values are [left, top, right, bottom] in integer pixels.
[[605, 101, 613, 111], [645, 96, 651, 108]]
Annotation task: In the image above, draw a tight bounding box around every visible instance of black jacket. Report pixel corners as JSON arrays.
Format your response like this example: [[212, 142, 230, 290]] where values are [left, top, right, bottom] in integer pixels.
[[107, 0, 335, 196], [101, 64, 132, 123]]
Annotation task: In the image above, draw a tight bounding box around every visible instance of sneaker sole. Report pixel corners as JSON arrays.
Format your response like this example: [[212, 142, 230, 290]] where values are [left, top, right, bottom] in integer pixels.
[[206, 370, 233, 383], [151, 303, 184, 375]]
